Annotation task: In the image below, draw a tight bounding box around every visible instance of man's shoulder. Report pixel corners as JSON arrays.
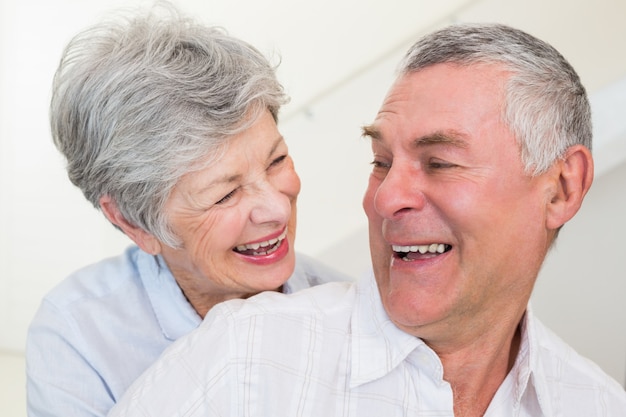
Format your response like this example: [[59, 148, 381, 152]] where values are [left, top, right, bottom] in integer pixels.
[[220, 280, 357, 319], [533, 317, 614, 381], [168, 281, 357, 377], [530, 316, 626, 410], [193, 280, 357, 347], [110, 282, 360, 417]]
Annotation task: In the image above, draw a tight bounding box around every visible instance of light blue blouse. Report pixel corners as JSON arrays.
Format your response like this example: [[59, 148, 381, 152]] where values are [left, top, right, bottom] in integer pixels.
[[26, 245, 352, 417]]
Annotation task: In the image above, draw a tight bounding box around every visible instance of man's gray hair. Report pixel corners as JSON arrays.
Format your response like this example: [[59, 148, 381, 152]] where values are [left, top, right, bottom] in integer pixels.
[[50, 5, 289, 247], [398, 23, 591, 175]]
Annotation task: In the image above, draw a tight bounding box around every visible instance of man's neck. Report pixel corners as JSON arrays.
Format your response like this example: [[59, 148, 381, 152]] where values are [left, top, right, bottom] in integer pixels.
[[428, 316, 523, 417]]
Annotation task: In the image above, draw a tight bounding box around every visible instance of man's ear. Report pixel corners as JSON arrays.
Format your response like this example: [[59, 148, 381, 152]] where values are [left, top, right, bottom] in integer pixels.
[[99, 195, 162, 255], [546, 145, 594, 230]]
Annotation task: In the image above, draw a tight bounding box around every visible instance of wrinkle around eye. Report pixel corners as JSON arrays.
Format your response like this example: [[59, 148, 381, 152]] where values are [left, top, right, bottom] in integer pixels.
[[215, 188, 238, 205]]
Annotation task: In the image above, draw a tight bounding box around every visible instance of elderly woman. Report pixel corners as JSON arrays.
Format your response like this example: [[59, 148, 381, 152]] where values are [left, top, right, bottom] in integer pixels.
[[25, 6, 351, 417]]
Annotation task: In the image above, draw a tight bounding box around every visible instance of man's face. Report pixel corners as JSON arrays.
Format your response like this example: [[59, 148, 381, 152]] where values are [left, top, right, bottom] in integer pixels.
[[362, 63, 556, 344]]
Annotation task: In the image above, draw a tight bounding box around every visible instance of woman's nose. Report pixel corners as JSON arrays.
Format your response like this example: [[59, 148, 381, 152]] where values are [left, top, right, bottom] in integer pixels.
[[249, 182, 292, 225]]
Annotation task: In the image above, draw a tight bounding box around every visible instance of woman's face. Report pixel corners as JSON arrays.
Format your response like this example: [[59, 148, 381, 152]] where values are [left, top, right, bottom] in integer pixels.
[[159, 111, 300, 316]]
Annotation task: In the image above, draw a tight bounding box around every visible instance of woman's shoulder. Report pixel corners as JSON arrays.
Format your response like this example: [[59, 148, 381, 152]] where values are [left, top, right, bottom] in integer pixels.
[[39, 245, 145, 309]]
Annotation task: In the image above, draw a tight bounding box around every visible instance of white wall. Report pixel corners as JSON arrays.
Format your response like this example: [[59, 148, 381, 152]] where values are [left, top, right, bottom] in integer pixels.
[[534, 161, 626, 387], [1, 0, 625, 391]]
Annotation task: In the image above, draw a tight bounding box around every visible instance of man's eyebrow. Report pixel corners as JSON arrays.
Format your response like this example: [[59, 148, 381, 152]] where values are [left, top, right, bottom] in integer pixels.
[[415, 130, 469, 148], [361, 124, 381, 140], [362, 125, 468, 149]]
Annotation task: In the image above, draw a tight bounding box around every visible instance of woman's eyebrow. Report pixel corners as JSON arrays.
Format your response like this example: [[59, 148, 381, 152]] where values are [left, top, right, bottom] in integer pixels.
[[267, 135, 285, 158]]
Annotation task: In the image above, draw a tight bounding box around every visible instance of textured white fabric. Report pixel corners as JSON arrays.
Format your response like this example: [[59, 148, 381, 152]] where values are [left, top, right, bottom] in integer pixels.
[[110, 272, 626, 417], [26, 246, 350, 417]]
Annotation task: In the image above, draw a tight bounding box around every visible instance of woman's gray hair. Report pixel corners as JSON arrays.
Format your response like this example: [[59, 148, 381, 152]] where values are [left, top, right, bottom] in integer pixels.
[[398, 23, 591, 175], [50, 5, 289, 247]]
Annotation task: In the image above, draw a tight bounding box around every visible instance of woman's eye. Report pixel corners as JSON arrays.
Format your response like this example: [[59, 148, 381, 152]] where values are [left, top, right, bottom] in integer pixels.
[[270, 154, 287, 167], [216, 189, 237, 205]]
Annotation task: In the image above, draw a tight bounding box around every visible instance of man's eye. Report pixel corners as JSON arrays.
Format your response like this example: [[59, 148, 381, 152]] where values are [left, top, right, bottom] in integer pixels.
[[370, 159, 391, 169], [216, 189, 237, 205], [428, 159, 456, 169]]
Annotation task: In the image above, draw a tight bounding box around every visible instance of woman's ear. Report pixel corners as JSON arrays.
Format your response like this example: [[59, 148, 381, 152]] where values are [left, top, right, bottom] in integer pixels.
[[99, 195, 162, 255], [546, 145, 594, 230]]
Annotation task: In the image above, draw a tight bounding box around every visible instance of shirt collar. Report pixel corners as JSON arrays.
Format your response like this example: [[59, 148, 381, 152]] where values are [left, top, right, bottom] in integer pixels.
[[349, 273, 553, 416], [349, 272, 438, 387], [513, 305, 554, 417], [135, 248, 202, 341]]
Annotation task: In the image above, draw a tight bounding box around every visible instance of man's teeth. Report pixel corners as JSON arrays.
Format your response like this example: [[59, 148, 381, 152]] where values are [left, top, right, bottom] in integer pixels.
[[392, 244, 448, 254], [235, 230, 287, 253]]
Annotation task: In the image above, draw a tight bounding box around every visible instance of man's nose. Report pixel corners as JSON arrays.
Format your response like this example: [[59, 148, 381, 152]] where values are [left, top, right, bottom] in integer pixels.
[[374, 163, 427, 219]]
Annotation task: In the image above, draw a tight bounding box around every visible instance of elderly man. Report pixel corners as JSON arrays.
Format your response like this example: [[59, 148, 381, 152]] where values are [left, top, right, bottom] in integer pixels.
[[109, 23, 626, 417]]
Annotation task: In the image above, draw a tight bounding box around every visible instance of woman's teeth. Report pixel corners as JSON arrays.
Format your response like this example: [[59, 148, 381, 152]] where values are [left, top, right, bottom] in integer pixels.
[[235, 230, 287, 255]]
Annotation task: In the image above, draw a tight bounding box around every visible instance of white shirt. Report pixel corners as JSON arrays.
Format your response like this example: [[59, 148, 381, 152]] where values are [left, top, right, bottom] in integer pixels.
[[110, 272, 626, 417], [26, 246, 351, 417]]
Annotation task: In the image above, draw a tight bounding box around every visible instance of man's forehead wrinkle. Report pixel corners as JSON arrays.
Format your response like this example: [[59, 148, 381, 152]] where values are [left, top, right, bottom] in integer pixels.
[[361, 108, 404, 141]]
